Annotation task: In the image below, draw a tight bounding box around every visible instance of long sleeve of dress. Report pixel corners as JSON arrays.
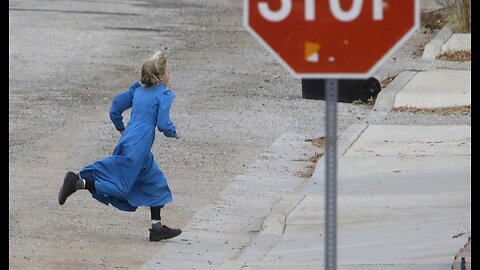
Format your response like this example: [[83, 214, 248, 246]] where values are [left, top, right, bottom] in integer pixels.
[[157, 91, 177, 138], [109, 82, 141, 131]]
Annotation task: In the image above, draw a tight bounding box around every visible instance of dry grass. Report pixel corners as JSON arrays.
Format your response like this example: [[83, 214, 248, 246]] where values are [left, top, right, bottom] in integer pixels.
[[296, 160, 318, 178], [393, 105, 471, 115], [308, 153, 323, 163], [304, 137, 326, 163], [294, 137, 327, 179], [381, 75, 397, 88], [305, 137, 326, 149], [294, 155, 321, 178], [352, 96, 376, 106], [437, 50, 471, 61]]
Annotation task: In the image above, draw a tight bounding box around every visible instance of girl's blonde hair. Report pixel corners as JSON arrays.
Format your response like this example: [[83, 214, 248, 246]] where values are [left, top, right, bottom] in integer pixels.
[[141, 51, 167, 87]]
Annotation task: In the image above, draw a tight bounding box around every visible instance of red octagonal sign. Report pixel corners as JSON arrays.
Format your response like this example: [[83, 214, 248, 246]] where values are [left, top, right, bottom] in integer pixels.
[[245, 0, 419, 78]]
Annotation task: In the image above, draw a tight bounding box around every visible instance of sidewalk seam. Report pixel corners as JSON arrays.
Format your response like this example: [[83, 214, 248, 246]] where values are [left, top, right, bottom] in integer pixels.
[[282, 195, 307, 235]]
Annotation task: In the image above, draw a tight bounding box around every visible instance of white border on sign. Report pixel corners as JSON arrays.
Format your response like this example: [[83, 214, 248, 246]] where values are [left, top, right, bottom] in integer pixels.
[[243, 0, 420, 79]]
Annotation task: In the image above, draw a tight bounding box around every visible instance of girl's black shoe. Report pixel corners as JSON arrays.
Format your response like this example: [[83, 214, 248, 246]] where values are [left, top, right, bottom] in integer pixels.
[[149, 224, 182, 242], [58, 171, 79, 205]]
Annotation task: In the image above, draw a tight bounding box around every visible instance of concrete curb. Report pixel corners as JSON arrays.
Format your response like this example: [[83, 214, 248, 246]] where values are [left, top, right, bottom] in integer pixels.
[[305, 122, 366, 191], [218, 194, 307, 269], [362, 70, 417, 124], [422, 26, 453, 61]]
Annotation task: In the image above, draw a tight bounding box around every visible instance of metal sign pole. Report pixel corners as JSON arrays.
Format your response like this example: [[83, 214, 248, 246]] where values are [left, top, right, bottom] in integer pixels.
[[325, 79, 338, 270]]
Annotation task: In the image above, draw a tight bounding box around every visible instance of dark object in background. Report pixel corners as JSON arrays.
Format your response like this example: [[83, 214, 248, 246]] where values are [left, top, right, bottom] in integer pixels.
[[461, 257, 467, 270], [301, 77, 382, 103]]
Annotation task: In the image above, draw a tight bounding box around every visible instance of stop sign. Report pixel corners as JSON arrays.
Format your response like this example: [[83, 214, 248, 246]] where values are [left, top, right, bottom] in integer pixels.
[[245, 0, 419, 78]]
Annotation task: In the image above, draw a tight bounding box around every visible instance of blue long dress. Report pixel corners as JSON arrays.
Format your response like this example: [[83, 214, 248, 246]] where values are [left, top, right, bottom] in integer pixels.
[[79, 82, 177, 212]]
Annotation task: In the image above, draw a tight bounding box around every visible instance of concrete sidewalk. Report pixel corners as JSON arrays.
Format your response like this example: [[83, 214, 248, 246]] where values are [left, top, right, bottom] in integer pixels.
[[393, 69, 471, 108]]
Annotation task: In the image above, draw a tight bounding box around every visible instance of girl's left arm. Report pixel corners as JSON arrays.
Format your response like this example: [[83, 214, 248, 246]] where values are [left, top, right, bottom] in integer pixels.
[[156, 92, 177, 138]]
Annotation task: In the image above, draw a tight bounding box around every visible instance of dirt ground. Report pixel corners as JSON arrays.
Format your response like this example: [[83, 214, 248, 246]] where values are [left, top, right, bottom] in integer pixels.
[[9, 0, 443, 269]]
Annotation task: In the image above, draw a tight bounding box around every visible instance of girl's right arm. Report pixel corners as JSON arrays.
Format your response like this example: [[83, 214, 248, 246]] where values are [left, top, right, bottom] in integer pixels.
[[109, 82, 141, 131]]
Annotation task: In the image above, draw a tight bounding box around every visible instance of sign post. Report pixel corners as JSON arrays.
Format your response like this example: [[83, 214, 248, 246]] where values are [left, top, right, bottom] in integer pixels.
[[325, 79, 338, 270], [244, 1, 419, 269]]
